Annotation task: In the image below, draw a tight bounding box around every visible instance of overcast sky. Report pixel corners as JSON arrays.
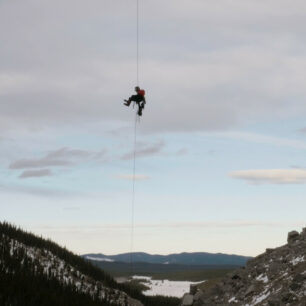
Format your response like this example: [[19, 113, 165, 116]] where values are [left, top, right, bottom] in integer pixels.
[[1, 0, 306, 256]]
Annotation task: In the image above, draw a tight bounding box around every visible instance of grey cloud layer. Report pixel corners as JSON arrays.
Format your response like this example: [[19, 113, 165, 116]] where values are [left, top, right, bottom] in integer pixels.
[[1, 1, 306, 133], [121, 141, 164, 160], [10, 147, 106, 169], [10, 158, 71, 169], [19, 169, 53, 179], [8, 141, 162, 179], [298, 128, 306, 134], [9, 147, 107, 178]]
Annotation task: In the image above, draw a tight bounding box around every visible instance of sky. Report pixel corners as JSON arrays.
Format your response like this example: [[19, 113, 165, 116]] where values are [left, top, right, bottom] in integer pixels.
[[1, 0, 306, 257]]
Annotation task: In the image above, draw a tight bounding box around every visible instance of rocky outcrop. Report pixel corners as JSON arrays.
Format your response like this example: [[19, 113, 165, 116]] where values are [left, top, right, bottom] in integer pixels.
[[181, 228, 306, 306]]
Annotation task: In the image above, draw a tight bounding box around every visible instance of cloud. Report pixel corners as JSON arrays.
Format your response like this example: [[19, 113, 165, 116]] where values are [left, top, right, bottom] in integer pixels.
[[2, 1, 306, 134], [290, 165, 306, 169], [121, 141, 164, 160], [116, 174, 150, 181], [93, 149, 108, 160], [9, 147, 107, 170], [9, 146, 108, 179], [19, 169, 52, 179], [175, 148, 188, 156], [229, 169, 306, 184], [298, 127, 306, 135], [30, 220, 305, 231], [212, 131, 306, 150], [46, 147, 91, 159], [0, 183, 84, 198], [10, 158, 70, 169], [0, 73, 34, 95]]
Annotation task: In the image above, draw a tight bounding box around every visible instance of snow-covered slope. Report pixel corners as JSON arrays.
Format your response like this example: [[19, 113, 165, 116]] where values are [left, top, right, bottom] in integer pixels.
[[2, 235, 141, 305], [0, 222, 144, 306]]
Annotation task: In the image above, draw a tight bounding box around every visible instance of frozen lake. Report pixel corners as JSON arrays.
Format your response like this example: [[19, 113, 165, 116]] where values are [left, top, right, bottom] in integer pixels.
[[132, 276, 204, 298]]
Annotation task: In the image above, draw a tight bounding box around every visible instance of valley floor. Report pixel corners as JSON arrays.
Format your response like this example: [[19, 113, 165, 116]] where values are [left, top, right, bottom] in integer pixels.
[[118, 275, 205, 298]]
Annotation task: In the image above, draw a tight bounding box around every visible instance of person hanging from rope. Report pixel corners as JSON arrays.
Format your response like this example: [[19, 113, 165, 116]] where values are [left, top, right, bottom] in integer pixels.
[[124, 86, 146, 116]]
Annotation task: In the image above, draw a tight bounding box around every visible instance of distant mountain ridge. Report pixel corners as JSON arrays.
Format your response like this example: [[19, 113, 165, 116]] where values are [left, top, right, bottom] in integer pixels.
[[83, 252, 252, 266], [83, 260, 241, 280]]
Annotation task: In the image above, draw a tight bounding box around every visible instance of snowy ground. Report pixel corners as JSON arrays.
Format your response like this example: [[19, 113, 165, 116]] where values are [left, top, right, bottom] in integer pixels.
[[132, 276, 205, 298]]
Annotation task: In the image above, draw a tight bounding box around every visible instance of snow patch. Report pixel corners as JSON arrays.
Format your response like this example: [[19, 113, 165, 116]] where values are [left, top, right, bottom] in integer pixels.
[[251, 290, 270, 306], [85, 256, 114, 262], [228, 296, 238, 303], [256, 274, 268, 283], [290, 256, 304, 266], [132, 275, 205, 298]]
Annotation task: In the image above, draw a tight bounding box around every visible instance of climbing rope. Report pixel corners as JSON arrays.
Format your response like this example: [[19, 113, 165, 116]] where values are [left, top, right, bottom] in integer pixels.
[[130, 111, 137, 275], [136, 0, 139, 86], [130, 0, 140, 276]]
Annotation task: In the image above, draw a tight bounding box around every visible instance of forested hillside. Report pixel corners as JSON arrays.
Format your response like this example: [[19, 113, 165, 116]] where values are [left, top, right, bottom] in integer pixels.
[[0, 222, 179, 306]]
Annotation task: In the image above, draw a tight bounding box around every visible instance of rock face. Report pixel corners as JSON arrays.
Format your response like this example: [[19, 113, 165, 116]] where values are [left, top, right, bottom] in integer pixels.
[[182, 228, 306, 306], [182, 294, 194, 305]]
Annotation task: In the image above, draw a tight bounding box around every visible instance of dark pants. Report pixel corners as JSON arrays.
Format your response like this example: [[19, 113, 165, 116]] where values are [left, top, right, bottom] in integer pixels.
[[127, 94, 145, 115], [127, 94, 144, 104]]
